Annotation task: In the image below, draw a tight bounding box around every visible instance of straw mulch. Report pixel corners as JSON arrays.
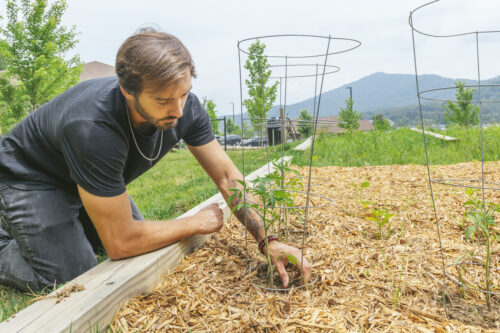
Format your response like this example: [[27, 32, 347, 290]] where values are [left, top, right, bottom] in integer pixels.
[[112, 162, 500, 332]]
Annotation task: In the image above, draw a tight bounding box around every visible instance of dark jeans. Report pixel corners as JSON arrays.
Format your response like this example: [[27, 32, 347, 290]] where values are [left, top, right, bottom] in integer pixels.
[[0, 183, 143, 292]]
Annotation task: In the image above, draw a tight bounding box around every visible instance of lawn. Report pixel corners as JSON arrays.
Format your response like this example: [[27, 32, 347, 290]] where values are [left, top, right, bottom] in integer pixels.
[[291, 126, 500, 167]]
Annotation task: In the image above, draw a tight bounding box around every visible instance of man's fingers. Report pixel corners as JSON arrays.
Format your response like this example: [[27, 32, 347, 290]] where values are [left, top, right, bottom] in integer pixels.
[[275, 260, 289, 289], [294, 254, 312, 285]]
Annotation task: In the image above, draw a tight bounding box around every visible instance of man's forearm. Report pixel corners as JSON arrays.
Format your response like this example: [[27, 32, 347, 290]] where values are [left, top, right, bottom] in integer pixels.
[[109, 216, 201, 259], [229, 179, 265, 242]]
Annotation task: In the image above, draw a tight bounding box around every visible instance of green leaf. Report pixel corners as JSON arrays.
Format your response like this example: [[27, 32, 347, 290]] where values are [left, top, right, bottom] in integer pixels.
[[360, 181, 370, 188], [465, 225, 475, 240], [360, 200, 374, 208], [286, 254, 299, 266]]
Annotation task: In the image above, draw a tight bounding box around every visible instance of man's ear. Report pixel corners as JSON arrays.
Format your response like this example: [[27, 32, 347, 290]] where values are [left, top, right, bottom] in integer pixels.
[[120, 86, 134, 101]]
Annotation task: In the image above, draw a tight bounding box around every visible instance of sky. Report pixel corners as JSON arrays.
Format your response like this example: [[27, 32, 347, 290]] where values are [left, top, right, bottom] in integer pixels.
[[4, 0, 500, 116]]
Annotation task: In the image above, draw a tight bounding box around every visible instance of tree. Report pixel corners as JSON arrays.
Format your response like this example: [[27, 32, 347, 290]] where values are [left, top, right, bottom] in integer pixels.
[[297, 109, 313, 138], [226, 117, 240, 134], [0, 0, 83, 123], [202, 97, 220, 135], [373, 114, 392, 131], [232, 120, 254, 139], [444, 80, 480, 127], [338, 98, 361, 132], [243, 40, 278, 132], [0, 40, 9, 70]]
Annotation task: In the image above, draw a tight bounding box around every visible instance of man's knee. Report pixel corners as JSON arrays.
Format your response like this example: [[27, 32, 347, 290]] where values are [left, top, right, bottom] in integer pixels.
[[31, 220, 98, 286]]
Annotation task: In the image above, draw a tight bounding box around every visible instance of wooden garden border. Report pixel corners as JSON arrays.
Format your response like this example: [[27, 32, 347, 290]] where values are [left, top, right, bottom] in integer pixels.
[[294, 137, 312, 151], [0, 157, 292, 333], [410, 128, 457, 141]]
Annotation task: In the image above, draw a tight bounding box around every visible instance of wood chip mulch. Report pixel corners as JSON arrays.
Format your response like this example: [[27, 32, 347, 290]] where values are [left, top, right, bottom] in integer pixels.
[[111, 162, 500, 332]]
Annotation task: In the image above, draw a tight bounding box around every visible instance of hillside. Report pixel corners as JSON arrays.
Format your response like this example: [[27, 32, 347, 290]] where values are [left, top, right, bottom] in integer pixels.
[[231, 72, 500, 127]]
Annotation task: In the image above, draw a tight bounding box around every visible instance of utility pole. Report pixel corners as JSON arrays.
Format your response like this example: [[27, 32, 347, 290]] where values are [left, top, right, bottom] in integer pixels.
[[230, 102, 235, 122], [223, 116, 227, 151], [346, 86, 352, 100]]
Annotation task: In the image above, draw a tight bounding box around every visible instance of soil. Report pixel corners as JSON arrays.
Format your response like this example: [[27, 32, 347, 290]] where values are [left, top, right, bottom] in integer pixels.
[[112, 162, 500, 332]]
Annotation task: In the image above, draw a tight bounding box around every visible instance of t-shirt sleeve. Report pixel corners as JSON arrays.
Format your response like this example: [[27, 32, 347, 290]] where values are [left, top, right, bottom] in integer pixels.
[[182, 94, 216, 146], [60, 120, 128, 197]]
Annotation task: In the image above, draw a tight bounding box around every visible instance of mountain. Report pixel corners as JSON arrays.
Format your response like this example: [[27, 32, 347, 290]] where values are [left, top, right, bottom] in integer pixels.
[[228, 72, 500, 127]]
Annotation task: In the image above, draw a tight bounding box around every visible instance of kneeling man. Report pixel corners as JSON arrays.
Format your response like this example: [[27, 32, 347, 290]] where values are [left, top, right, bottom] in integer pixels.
[[0, 29, 311, 292]]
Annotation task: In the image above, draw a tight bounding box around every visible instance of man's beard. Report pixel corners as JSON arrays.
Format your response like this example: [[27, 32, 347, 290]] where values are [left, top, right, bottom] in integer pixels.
[[134, 98, 178, 131]]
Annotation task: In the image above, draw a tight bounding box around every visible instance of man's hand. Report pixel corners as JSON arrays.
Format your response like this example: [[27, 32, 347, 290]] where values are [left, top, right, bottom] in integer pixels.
[[267, 241, 311, 288], [194, 203, 224, 234]]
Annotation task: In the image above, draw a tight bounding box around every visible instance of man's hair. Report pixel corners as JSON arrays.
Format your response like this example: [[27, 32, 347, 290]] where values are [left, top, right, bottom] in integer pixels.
[[115, 28, 196, 95]]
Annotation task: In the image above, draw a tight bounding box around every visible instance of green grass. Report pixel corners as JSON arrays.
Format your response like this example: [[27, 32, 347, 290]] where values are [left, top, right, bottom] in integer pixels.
[[0, 143, 296, 322], [128, 146, 293, 220], [291, 127, 500, 167], [0, 285, 36, 322]]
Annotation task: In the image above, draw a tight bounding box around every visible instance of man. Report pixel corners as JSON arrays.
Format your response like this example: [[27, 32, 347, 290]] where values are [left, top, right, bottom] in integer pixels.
[[0, 29, 311, 292]]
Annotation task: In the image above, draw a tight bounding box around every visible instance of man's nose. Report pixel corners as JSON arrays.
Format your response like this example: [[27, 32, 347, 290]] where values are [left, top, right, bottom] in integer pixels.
[[172, 97, 183, 118]]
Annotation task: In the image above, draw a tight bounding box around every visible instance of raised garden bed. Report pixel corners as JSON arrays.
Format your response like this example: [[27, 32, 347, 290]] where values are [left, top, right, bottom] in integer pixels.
[[111, 162, 499, 332]]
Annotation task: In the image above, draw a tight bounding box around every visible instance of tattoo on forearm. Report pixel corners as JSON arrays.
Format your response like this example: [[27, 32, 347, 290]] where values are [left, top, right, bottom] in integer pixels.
[[230, 180, 263, 241]]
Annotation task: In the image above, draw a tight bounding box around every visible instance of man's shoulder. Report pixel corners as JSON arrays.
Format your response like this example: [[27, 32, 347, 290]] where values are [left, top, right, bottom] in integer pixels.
[[186, 92, 201, 109], [58, 77, 127, 144], [56, 76, 124, 123]]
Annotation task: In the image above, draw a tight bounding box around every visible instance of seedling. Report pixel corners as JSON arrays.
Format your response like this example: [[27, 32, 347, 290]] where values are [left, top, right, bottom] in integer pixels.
[[365, 207, 394, 240], [228, 159, 302, 288], [453, 250, 477, 298], [357, 183, 405, 306], [461, 188, 499, 310], [273, 160, 304, 240]]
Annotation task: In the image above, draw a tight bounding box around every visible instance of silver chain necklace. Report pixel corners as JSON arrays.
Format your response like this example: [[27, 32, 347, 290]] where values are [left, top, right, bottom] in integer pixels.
[[126, 104, 163, 162]]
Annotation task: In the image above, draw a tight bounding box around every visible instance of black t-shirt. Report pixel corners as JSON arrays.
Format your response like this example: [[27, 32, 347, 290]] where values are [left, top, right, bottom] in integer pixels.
[[0, 76, 215, 197]]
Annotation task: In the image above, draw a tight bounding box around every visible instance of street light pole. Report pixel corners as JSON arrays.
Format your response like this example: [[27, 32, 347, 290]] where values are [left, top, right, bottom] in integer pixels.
[[346, 86, 352, 100], [230, 102, 235, 122]]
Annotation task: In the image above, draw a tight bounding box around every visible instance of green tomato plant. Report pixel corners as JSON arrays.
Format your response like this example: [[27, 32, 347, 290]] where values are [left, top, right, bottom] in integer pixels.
[[461, 188, 499, 310], [365, 207, 394, 240], [271, 159, 304, 240], [228, 159, 304, 288], [357, 181, 404, 305]]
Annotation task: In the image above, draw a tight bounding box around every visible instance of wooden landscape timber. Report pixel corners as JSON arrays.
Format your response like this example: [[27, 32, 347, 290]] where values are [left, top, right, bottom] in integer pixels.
[[410, 128, 458, 141], [0, 157, 292, 333]]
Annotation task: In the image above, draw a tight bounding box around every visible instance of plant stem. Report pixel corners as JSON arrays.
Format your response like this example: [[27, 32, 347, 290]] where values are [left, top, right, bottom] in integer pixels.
[[485, 233, 491, 311], [284, 209, 289, 241], [378, 239, 395, 304], [263, 205, 274, 288]]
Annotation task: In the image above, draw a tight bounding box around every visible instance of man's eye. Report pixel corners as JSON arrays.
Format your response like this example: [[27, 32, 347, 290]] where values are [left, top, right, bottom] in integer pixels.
[[158, 101, 170, 106]]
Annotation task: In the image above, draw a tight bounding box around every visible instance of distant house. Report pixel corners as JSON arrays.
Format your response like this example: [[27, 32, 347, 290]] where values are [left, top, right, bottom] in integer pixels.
[[313, 115, 374, 134], [293, 116, 375, 134], [80, 61, 115, 81]]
